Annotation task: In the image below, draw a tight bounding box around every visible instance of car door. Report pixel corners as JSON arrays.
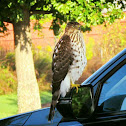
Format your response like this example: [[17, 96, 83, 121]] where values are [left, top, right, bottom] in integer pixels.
[[89, 60, 126, 126]]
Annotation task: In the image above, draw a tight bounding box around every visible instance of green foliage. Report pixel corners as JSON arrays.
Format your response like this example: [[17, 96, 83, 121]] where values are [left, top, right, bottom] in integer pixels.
[[0, 52, 17, 95], [50, 0, 124, 34], [85, 37, 95, 60], [1, 52, 15, 71], [31, 14, 53, 32], [0, 66, 17, 95], [0, 0, 124, 34], [32, 45, 52, 91], [33, 46, 52, 77]]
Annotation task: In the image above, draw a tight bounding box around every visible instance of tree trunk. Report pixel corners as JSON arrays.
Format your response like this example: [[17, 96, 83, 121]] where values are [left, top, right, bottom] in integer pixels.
[[13, 9, 41, 113]]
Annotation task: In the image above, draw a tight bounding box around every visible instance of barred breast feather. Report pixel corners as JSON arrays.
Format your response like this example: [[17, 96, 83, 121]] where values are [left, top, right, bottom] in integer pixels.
[[69, 32, 87, 83]]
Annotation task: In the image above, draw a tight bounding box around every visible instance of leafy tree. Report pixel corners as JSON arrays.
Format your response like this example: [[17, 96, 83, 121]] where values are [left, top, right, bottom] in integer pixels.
[[0, 0, 124, 113]]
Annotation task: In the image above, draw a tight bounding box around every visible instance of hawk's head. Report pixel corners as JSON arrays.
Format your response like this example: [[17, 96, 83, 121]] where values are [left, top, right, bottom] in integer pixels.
[[65, 22, 81, 33]]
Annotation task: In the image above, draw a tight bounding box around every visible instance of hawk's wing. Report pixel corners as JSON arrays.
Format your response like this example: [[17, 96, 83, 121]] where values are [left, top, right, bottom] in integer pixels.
[[48, 34, 73, 121], [52, 34, 73, 94]]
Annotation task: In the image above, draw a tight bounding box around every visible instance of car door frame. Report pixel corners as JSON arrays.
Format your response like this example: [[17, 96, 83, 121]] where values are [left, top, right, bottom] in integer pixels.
[[85, 53, 126, 125]]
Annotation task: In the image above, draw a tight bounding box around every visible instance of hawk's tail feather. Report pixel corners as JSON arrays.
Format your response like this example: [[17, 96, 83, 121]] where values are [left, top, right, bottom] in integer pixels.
[[48, 90, 60, 121]]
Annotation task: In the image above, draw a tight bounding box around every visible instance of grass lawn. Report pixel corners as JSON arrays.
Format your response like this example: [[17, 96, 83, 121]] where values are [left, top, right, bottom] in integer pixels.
[[0, 93, 17, 119], [0, 91, 52, 119]]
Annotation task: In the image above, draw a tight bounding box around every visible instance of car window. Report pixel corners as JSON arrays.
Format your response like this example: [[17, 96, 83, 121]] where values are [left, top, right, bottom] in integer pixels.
[[98, 64, 126, 112]]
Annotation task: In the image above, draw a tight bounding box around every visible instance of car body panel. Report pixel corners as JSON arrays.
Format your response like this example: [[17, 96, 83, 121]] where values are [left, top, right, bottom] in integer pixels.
[[24, 108, 62, 126], [0, 113, 31, 126], [0, 108, 62, 126]]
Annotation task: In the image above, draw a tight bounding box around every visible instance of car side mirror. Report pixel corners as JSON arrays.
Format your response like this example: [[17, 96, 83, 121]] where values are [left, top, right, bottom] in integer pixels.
[[56, 84, 94, 119], [72, 85, 94, 119]]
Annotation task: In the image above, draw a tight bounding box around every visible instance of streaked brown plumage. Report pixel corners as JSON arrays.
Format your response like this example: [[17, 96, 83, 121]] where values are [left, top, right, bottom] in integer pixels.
[[48, 22, 87, 121]]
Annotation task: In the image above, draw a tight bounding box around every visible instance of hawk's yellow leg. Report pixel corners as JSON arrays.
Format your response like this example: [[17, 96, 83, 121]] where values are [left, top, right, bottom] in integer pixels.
[[71, 82, 80, 93]]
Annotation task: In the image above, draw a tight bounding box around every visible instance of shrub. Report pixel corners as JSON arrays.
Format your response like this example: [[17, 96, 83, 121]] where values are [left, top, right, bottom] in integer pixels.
[[0, 66, 17, 95], [32, 45, 53, 91], [0, 52, 15, 71]]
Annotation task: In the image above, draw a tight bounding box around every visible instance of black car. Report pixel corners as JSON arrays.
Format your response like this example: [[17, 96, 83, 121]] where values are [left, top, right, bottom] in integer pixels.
[[0, 48, 126, 126]]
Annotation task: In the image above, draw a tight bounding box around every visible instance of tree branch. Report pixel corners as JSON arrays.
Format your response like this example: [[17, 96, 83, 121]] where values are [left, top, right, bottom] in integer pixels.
[[4, 18, 13, 24], [30, 10, 52, 15], [30, 0, 44, 11], [30, 3, 39, 11]]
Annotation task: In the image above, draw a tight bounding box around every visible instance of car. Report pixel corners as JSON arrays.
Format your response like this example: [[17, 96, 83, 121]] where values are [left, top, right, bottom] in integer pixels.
[[0, 48, 126, 126]]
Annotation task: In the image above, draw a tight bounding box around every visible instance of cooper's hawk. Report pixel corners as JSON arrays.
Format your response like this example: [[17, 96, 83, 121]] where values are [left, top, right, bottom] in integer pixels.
[[48, 22, 87, 121]]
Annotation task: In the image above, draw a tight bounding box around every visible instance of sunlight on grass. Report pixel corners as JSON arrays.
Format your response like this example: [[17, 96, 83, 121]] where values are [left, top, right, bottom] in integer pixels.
[[0, 91, 52, 119], [40, 91, 52, 104], [0, 94, 17, 119]]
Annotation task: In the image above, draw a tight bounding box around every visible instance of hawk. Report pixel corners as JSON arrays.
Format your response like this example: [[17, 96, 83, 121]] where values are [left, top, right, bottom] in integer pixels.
[[48, 22, 87, 121]]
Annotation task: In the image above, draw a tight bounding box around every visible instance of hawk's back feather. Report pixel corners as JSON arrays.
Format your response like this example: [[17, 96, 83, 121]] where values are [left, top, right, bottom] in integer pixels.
[[52, 34, 73, 94]]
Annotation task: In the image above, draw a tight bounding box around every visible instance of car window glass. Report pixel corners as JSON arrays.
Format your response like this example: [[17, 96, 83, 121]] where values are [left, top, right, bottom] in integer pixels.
[[98, 64, 126, 112]]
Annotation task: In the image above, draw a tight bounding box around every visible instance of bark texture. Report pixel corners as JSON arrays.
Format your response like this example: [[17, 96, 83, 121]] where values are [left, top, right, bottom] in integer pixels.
[[13, 9, 41, 113]]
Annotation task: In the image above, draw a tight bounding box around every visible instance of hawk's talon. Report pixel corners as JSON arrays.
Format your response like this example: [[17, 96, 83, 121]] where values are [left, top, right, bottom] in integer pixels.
[[71, 83, 80, 93]]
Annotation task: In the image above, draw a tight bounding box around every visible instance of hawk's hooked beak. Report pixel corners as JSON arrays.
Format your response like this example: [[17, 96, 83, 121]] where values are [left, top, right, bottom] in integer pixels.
[[74, 24, 81, 30], [78, 25, 81, 30]]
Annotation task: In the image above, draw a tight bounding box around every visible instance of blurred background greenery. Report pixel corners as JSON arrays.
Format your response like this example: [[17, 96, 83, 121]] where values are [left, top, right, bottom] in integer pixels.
[[0, 14, 126, 119]]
